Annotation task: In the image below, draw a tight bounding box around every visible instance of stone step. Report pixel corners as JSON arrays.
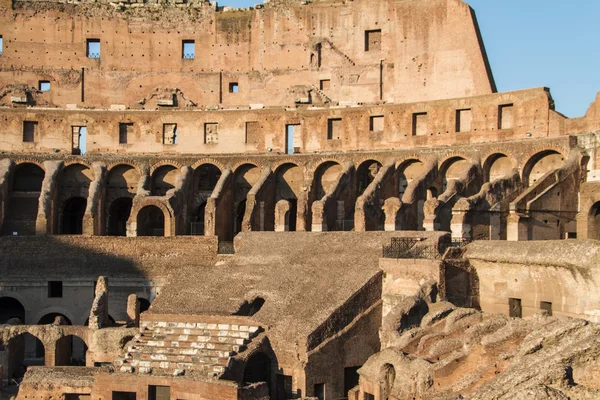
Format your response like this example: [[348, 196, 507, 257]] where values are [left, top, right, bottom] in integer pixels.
[[134, 336, 248, 347], [131, 357, 229, 370], [141, 328, 255, 340], [129, 347, 235, 360]]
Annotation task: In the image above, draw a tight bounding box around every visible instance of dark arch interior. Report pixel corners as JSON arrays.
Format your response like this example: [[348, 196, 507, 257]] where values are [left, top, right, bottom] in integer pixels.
[[0, 297, 25, 324], [108, 197, 133, 236], [138, 298, 151, 313], [243, 352, 271, 388], [61, 197, 87, 234], [234, 200, 247, 236], [12, 163, 45, 192], [8, 332, 45, 380], [191, 202, 207, 235], [137, 205, 165, 236], [356, 160, 382, 196], [233, 297, 265, 317], [195, 164, 221, 192], [285, 199, 298, 232]]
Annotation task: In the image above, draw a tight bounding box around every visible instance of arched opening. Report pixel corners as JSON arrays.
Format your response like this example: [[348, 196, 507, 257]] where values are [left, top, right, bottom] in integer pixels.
[[151, 165, 180, 196], [137, 205, 165, 236], [194, 164, 221, 192], [12, 163, 45, 192], [427, 187, 438, 200], [380, 364, 396, 400], [0, 297, 25, 324], [234, 164, 260, 202], [6, 333, 45, 382], [356, 160, 382, 196], [55, 335, 87, 366], [191, 202, 207, 235], [234, 200, 247, 236], [60, 197, 87, 234], [523, 150, 564, 186], [483, 154, 513, 182], [588, 202, 600, 240], [107, 165, 139, 193], [138, 298, 151, 313], [272, 164, 303, 232], [314, 161, 342, 200], [398, 160, 425, 199], [440, 157, 470, 193], [243, 352, 271, 391], [3, 163, 45, 236], [107, 197, 133, 236]]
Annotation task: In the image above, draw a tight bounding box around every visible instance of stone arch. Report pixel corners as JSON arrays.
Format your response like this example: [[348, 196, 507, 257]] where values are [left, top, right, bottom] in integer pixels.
[[587, 201, 600, 240], [397, 158, 425, 198], [105, 164, 140, 236], [522, 149, 564, 186], [356, 159, 382, 196], [150, 165, 180, 196], [137, 205, 166, 236], [2, 162, 45, 236], [189, 163, 222, 235], [60, 197, 87, 234], [5, 332, 45, 380], [55, 333, 88, 366], [57, 163, 93, 234], [483, 153, 515, 182], [129, 199, 174, 237], [271, 163, 303, 232], [191, 158, 226, 172], [314, 160, 343, 200], [138, 298, 151, 313], [234, 163, 260, 204], [439, 156, 470, 192], [0, 296, 26, 324], [380, 363, 396, 400]]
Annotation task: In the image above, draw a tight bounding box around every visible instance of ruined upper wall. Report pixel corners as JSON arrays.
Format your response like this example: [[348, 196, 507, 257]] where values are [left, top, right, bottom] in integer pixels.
[[0, 0, 495, 108]]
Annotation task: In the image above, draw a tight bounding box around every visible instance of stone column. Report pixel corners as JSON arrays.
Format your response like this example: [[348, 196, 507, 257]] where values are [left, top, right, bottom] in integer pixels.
[[36, 160, 62, 235], [89, 277, 109, 329], [274, 199, 291, 232], [450, 210, 471, 240], [311, 200, 326, 232], [0, 159, 13, 234], [507, 212, 528, 241], [83, 162, 106, 235], [126, 294, 140, 327], [382, 197, 401, 231]]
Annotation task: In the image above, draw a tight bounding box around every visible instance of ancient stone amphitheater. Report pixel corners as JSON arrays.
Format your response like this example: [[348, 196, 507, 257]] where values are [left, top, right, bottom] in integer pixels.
[[0, 0, 599, 399]]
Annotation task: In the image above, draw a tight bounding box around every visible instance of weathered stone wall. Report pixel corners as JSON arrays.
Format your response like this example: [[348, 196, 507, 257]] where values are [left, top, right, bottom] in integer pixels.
[[0, 0, 494, 108]]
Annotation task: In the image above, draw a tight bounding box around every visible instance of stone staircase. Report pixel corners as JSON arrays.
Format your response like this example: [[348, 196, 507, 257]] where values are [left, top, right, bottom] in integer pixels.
[[115, 319, 261, 377]]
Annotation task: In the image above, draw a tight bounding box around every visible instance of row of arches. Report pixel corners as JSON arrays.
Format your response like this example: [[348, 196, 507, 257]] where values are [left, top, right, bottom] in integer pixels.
[[1, 150, 567, 237]]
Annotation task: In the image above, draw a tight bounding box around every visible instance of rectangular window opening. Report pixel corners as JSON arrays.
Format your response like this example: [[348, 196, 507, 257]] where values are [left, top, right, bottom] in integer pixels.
[[182, 40, 195, 59], [314, 383, 325, 400], [456, 108, 472, 133], [119, 123, 133, 144], [48, 281, 63, 298], [327, 118, 342, 140], [23, 121, 37, 143], [319, 79, 330, 91], [148, 386, 170, 400], [65, 395, 91, 400], [370, 115, 384, 132], [344, 366, 361, 394], [509, 298, 522, 318], [540, 301, 553, 316], [498, 104, 514, 130], [412, 112, 428, 136], [72, 126, 86, 155], [86, 38, 100, 59], [364, 394, 375, 400], [229, 82, 239, 93], [365, 29, 382, 52], [112, 392, 136, 400], [0, 35, 3, 55], [163, 123, 178, 145], [39, 81, 51, 92], [286, 124, 300, 154], [204, 122, 218, 144]]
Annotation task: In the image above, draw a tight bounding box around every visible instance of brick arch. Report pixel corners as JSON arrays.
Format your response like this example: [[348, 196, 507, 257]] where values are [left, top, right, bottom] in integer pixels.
[[482, 152, 517, 182], [309, 157, 344, 175], [62, 159, 94, 171], [191, 158, 226, 172], [355, 156, 385, 170], [438, 153, 473, 174], [149, 160, 183, 174], [0, 291, 31, 322], [32, 307, 77, 327], [128, 198, 174, 237], [106, 160, 144, 175], [13, 158, 45, 171], [522, 148, 565, 185], [232, 160, 262, 173]]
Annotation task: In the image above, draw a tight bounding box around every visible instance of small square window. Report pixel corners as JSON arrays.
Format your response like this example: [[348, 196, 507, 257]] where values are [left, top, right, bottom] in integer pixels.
[[86, 39, 100, 59], [327, 118, 342, 140], [229, 82, 239, 93], [148, 386, 170, 400], [48, 281, 63, 298], [412, 112, 428, 136], [509, 298, 522, 318], [540, 301, 553, 316], [365, 29, 382, 52], [163, 123, 178, 145], [204, 123, 218, 144], [369, 115, 384, 132], [119, 123, 133, 144], [39, 81, 51, 92], [182, 40, 195, 59], [498, 104, 514, 130], [320, 79, 330, 90], [314, 383, 325, 400], [23, 121, 37, 143], [245, 121, 259, 145]]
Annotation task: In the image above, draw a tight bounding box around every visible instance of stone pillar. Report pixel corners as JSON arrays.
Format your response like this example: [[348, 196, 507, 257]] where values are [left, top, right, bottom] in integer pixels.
[[311, 200, 326, 232], [274, 200, 291, 232], [84, 162, 107, 235], [423, 199, 440, 231], [0, 159, 13, 235], [36, 160, 62, 234], [507, 212, 528, 241], [127, 294, 140, 327], [382, 197, 401, 231], [450, 210, 471, 240], [489, 212, 503, 240], [89, 277, 109, 329]]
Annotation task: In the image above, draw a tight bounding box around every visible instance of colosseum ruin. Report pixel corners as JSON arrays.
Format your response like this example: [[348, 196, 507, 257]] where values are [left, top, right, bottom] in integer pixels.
[[0, 0, 599, 398]]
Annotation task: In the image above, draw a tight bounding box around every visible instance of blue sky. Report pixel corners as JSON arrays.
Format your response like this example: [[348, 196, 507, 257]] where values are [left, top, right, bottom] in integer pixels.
[[218, 0, 599, 118]]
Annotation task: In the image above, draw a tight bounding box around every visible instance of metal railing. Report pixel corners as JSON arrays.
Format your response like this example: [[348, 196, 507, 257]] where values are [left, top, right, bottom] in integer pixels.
[[218, 241, 234, 255], [87, 53, 100, 59], [382, 237, 442, 260], [183, 53, 195, 59]]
